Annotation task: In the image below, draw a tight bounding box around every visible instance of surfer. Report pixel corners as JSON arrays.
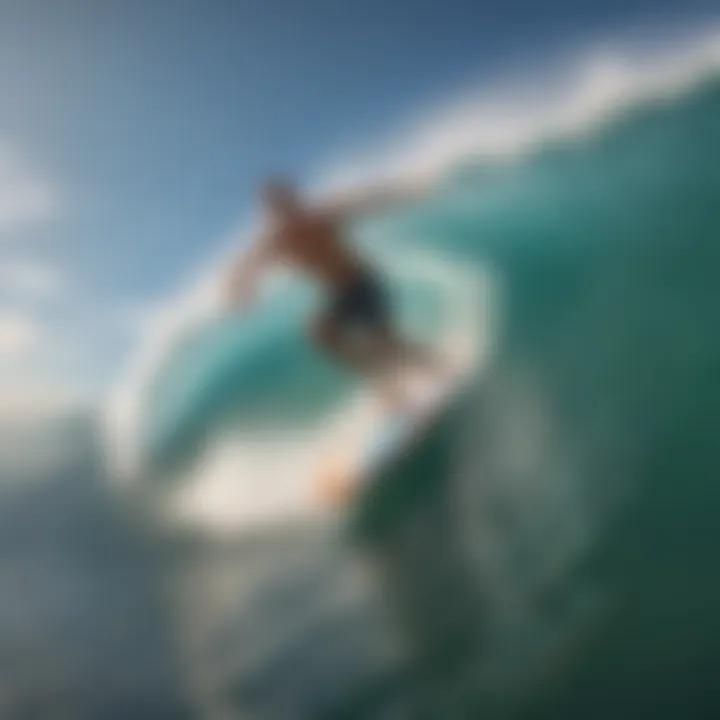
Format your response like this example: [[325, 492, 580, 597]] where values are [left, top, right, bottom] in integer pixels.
[[225, 177, 442, 409]]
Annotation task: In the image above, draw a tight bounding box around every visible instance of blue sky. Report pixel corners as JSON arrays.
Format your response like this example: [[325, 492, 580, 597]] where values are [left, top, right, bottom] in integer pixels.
[[0, 0, 718, 413]]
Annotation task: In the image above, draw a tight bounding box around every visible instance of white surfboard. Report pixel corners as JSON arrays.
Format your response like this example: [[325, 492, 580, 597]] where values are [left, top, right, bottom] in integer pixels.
[[314, 345, 474, 506]]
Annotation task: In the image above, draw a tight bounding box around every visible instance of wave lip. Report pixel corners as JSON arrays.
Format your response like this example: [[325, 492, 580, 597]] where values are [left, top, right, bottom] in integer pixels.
[[316, 25, 720, 192]]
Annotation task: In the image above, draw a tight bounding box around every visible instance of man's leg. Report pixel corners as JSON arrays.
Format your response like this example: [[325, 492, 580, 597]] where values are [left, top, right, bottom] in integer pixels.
[[309, 314, 374, 374], [371, 325, 446, 375], [309, 314, 413, 410], [365, 323, 459, 411]]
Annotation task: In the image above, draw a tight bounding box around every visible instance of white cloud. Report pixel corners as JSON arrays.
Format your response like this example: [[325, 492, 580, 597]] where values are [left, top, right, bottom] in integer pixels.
[[0, 382, 90, 483], [0, 384, 86, 423], [0, 259, 65, 301], [0, 313, 89, 426], [0, 143, 59, 234], [0, 310, 41, 359], [0, 143, 74, 425]]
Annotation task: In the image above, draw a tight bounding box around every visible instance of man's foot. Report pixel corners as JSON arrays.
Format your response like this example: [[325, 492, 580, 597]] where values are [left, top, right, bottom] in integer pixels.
[[377, 387, 411, 416], [415, 345, 453, 378], [376, 369, 429, 417]]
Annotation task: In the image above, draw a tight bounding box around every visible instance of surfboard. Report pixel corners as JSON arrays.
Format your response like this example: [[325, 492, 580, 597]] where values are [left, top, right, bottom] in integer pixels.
[[315, 347, 474, 506]]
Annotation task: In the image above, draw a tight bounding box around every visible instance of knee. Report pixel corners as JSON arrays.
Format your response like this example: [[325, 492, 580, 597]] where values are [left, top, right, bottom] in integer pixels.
[[309, 315, 341, 350]]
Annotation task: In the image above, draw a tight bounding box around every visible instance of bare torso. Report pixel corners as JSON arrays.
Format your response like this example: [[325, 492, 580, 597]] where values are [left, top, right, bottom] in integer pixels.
[[270, 212, 365, 289]]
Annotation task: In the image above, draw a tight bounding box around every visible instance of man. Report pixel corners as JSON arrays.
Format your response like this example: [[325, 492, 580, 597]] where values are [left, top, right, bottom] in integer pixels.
[[225, 177, 441, 409]]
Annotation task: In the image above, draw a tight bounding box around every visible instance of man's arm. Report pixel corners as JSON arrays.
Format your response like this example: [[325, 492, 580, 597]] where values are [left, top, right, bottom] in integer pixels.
[[321, 175, 437, 222], [223, 233, 277, 310]]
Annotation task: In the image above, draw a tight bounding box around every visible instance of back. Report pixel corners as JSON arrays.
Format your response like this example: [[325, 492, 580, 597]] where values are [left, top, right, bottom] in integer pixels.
[[272, 212, 364, 286]]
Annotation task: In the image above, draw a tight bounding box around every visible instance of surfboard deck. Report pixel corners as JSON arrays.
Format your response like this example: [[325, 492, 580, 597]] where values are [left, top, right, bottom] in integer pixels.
[[314, 349, 473, 506]]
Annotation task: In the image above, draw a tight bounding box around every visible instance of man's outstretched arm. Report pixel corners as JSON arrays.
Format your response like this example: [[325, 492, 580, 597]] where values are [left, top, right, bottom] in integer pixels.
[[321, 174, 439, 222]]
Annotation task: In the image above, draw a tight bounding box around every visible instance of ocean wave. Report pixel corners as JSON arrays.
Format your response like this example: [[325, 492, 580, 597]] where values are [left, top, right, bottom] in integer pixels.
[[104, 23, 720, 535]]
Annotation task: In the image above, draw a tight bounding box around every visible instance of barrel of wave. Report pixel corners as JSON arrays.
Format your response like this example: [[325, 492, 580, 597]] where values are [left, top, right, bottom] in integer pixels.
[[104, 272, 319, 486], [104, 249, 492, 533]]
